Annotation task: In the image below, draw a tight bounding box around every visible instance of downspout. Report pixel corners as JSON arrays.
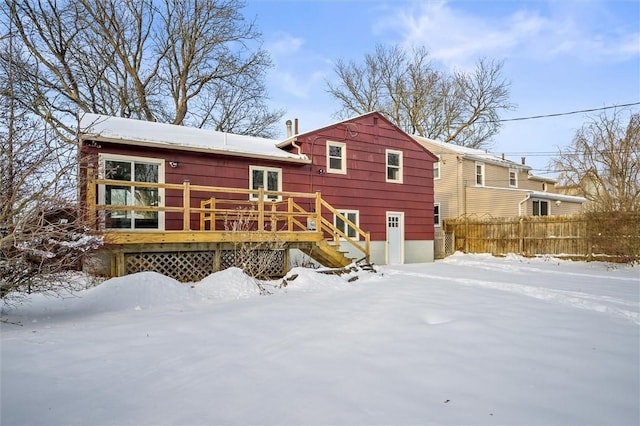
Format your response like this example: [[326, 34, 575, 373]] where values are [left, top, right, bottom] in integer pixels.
[[518, 192, 531, 216], [290, 137, 304, 157]]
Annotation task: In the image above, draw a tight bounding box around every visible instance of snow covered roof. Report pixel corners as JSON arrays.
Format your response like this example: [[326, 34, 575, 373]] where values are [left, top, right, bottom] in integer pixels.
[[526, 191, 587, 203], [413, 135, 531, 170], [78, 113, 310, 163]]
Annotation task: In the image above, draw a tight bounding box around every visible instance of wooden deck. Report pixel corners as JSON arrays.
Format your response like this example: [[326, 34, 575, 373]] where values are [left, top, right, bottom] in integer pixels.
[[85, 173, 370, 274]]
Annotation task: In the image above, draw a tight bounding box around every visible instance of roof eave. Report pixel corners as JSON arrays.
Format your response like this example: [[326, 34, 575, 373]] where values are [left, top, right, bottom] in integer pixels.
[[80, 135, 311, 164]]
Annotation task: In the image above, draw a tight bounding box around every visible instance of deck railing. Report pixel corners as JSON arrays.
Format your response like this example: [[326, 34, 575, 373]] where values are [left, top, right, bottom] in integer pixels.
[[86, 172, 370, 260]]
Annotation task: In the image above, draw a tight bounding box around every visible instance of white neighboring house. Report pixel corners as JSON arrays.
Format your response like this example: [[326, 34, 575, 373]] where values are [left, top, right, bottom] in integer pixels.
[[412, 136, 587, 229]]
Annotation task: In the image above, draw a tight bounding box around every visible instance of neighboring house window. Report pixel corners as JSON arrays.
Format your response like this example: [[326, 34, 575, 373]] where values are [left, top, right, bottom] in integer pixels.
[[434, 203, 441, 227], [475, 162, 485, 186], [250, 166, 281, 201], [99, 154, 163, 230], [533, 199, 549, 216], [434, 156, 441, 180], [509, 169, 518, 188], [327, 141, 346, 174], [335, 210, 359, 240], [386, 149, 403, 183]]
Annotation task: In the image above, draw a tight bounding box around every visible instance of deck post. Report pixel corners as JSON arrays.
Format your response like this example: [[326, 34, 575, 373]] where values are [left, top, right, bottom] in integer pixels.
[[271, 203, 277, 231], [365, 232, 371, 263], [287, 197, 294, 231], [183, 179, 191, 231], [257, 186, 265, 231], [315, 192, 322, 233], [86, 167, 97, 229]]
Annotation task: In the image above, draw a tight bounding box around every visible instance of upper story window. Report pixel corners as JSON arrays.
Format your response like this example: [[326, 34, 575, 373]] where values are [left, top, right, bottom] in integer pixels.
[[327, 141, 346, 174], [509, 169, 518, 188], [386, 149, 403, 183], [533, 199, 549, 216], [434, 203, 441, 227], [434, 156, 441, 180], [475, 162, 485, 186], [249, 166, 281, 201], [335, 210, 359, 240]]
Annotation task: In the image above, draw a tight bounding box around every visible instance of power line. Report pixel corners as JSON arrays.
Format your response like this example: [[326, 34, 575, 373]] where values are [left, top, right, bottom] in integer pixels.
[[496, 102, 640, 123]]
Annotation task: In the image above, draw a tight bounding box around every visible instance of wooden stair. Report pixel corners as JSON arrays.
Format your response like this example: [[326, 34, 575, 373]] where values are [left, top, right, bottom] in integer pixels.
[[293, 240, 355, 268]]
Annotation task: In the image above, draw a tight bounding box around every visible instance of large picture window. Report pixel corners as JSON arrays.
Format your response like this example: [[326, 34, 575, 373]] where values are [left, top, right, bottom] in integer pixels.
[[250, 166, 282, 201], [334, 210, 359, 240], [99, 155, 163, 230], [327, 141, 346, 174]]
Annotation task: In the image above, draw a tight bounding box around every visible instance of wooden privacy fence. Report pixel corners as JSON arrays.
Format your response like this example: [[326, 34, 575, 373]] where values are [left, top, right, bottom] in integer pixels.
[[444, 213, 640, 261]]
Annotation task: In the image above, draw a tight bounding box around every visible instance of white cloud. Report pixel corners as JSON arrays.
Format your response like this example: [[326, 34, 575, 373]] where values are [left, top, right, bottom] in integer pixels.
[[380, 0, 639, 70], [266, 32, 305, 59]]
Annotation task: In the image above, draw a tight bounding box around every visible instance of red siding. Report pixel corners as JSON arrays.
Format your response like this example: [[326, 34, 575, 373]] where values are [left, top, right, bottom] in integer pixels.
[[81, 112, 436, 241]]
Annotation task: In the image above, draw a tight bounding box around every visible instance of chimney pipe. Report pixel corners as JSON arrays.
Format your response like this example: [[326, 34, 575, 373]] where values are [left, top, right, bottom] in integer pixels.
[[521, 156, 526, 165], [501, 153, 505, 160], [285, 120, 292, 138], [294, 118, 299, 135]]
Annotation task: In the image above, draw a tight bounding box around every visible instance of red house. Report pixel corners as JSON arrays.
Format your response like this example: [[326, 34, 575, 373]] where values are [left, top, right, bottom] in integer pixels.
[[79, 111, 437, 280]]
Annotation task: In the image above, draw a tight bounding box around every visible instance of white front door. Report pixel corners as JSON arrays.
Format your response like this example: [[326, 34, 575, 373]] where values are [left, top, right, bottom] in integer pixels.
[[386, 212, 404, 264]]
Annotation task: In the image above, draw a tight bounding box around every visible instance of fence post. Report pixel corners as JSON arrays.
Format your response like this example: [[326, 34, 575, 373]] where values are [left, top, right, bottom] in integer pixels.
[[183, 179, 191, 231], [519, 217, 524, 255]]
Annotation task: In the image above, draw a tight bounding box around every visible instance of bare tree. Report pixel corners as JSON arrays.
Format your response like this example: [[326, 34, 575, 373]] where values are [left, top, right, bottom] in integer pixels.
[[1, 29, 101, 302], [552, 110, 640, 212], [327, 44, 514, 149], [3, 0, 283, 141]]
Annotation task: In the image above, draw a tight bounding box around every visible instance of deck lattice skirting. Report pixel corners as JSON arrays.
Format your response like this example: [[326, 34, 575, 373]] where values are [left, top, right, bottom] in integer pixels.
[[86, 172, 370, 278]]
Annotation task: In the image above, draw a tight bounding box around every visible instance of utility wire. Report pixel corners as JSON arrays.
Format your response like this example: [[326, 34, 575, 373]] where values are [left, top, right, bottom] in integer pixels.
[[495, 102, 640, 123]]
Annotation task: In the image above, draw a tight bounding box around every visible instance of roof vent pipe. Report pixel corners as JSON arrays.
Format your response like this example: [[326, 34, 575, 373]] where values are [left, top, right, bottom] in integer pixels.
[[286, 120, 292, 138], [501, 153, 505, 160], [521, 156, 526, 165], [294, 118, 299, 135]]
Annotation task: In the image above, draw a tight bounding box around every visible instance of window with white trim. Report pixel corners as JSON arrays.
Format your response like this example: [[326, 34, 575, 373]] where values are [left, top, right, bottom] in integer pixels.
[[327, 141, 346, 174], [509, 169, 518, 188], [434, 203, 441, 227], [386, 149, 403, 183], [475, 162, 485, 186], [334, 210, 359, 240], [249, 166, 282, 201], [434, 156, 441, 180], [99, 154, 164, 230], [533, 199, 549, 216]]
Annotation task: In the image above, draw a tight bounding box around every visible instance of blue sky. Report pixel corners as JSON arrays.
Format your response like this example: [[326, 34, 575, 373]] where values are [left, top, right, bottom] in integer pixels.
[[244, 0, 640, 175]]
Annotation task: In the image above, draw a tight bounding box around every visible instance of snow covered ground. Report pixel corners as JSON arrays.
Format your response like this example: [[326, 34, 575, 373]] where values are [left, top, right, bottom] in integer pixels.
[[1, 253, 639, 425]]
